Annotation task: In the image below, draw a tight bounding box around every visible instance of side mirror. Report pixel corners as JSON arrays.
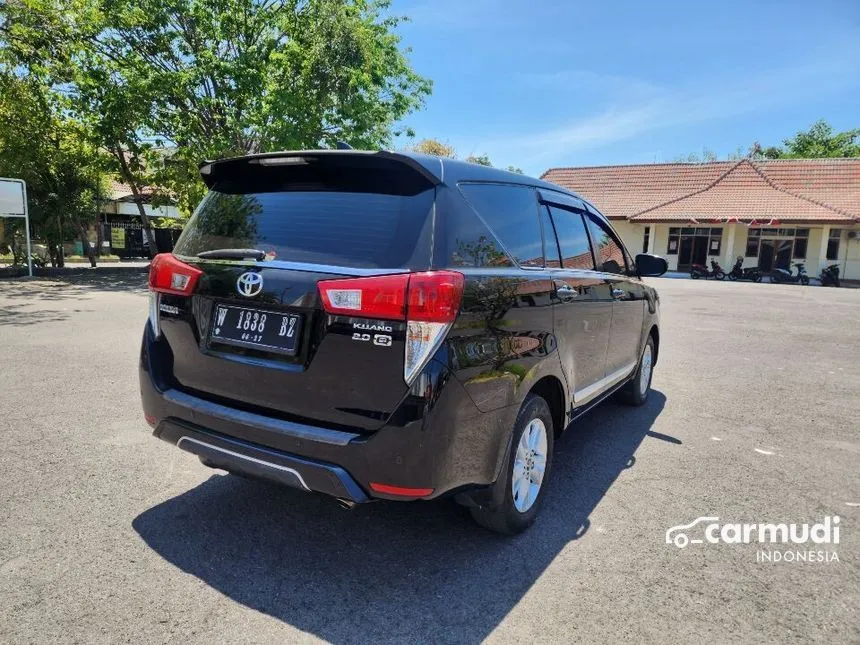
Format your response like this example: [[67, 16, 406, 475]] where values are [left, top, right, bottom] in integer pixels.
[[635, 253, 668, 277]]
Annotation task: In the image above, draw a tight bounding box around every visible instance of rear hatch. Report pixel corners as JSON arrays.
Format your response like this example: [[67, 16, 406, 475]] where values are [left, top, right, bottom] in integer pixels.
[[151, 152, 443, 432]]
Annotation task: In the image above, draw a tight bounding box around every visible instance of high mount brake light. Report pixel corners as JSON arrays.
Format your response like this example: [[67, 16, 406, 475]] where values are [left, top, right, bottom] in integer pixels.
[[318, 271, 465, 383], [149, 253, 203, 296]]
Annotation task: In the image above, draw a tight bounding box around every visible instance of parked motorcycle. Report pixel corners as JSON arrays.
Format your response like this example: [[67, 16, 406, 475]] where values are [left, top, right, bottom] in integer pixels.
[[690, 259, 726, 280], [727, 256, 763, 282], [769, 262, 810, 285], [819, 263, 840, 287]]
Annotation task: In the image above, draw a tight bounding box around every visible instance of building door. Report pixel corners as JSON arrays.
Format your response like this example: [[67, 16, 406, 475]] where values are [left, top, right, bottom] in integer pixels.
[[692, 236, 709, 266], [673, 227, 723, 271], [759, 239, 775, 271], [678, 236, 694, 270], [774, 240, 793, 270]]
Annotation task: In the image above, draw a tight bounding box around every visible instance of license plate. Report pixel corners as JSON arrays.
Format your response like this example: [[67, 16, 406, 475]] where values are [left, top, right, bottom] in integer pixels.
[[210, 305, 303, 355]]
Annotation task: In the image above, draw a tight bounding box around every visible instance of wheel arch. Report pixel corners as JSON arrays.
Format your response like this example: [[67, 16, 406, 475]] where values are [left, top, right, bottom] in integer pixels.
[[528, 375, 566, 438], [648, 324, 660, 365]]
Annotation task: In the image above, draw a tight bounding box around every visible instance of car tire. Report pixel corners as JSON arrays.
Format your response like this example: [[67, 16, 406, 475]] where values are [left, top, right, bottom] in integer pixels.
[[469, 394, 554, 535], [618, 336, 655, 406]]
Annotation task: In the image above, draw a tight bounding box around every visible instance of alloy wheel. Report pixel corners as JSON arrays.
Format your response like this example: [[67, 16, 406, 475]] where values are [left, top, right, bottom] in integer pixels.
[[512, 418, 548, 513], [639, 344, 653, 397]]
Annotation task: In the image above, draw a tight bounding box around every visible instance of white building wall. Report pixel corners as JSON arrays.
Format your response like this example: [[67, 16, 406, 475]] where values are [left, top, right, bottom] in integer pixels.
[[611, 221, 860, 280]]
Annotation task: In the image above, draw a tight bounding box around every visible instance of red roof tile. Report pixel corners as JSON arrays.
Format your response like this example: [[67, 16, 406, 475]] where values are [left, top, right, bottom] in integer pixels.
[[541, 158, 860, 224]]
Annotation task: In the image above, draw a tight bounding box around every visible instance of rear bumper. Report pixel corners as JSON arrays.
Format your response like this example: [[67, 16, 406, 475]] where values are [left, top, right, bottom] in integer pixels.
[[140, 325, 516, 502], [156, 420, 370, 502]]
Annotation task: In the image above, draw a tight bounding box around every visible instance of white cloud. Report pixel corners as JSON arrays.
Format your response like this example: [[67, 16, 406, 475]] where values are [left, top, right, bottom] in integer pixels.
[[473, 44, 860, 172]]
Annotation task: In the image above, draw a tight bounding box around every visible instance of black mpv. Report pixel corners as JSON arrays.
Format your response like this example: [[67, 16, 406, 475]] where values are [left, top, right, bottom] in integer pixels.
[[140, 150, 668, 534]]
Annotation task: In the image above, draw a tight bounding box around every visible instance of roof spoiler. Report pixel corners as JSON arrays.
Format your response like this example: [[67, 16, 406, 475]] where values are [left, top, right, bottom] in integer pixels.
[[198, 150, 442, 189]]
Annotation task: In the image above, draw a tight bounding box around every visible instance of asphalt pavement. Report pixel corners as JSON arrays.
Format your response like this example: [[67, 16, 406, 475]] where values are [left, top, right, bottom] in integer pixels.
[[0, 274, 857, 644]]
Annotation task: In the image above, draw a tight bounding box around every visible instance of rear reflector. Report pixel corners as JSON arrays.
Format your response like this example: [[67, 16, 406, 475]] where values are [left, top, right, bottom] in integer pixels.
[[149, 253, 203, 296], [144, 414, 157, 427], [369, 482, 434, 498]]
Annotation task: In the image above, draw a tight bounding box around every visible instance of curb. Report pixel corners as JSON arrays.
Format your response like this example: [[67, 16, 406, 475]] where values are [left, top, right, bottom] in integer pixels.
[[1, 265, 149, 279]]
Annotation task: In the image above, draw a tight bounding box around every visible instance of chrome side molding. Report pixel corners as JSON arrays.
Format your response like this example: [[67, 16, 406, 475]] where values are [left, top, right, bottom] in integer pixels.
[[574, 362, 637, 405]]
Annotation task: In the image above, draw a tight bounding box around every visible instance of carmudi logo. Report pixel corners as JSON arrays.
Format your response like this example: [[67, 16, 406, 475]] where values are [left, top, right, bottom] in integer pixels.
[[665, 516, 841, 563]]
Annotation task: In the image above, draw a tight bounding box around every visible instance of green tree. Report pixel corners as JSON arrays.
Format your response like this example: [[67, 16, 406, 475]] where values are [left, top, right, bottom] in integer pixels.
[[2, 0, 432, 248], [761, 120, 860, 159], [505, 165, 523, 174], [0, 72, 107, 267], [411, 138, 457, 158], [465, 153, 492, 166]]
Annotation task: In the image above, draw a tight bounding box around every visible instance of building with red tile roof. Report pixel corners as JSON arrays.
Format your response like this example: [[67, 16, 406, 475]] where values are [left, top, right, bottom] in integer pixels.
[[541, 158, 860, 280]]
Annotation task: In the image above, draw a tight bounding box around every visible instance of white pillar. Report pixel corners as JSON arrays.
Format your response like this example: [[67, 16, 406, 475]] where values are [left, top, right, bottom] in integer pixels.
[[818, 226, 831, 270], [723, 223, 736, 267], [647, 224, 656, 254]]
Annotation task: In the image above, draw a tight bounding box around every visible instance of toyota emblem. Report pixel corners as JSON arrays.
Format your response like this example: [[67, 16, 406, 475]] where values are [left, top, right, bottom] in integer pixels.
[[236, 272, 264, 297]]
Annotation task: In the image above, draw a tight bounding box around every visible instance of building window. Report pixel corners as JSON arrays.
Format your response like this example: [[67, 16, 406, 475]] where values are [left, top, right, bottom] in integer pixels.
[[792, 229, 809, 259], [642, 226, 650, 253], [667, 227, 679, 254], [745, 228, 761, 257], [827, 229, 842, 260]]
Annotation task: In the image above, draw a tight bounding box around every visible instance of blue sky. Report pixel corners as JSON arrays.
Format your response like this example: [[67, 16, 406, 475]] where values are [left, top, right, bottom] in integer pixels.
[[391, 0, 860, 175]]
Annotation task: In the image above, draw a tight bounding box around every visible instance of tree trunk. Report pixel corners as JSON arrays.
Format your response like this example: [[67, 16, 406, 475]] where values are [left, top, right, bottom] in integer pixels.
[[78, 224, 97, 267], [95, 212, 104, 256], [113, 147, 159, 259]]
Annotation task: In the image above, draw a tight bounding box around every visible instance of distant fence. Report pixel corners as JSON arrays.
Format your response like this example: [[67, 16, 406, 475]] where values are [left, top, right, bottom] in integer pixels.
[[103, 222, 181, 259]]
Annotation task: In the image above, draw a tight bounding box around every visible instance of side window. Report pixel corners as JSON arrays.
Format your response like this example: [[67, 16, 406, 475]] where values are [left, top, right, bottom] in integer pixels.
[[457, 183, 543, 267], [586, 215, 628, 274], [540, 207, 562, 268], [547, 206, 595, 270]]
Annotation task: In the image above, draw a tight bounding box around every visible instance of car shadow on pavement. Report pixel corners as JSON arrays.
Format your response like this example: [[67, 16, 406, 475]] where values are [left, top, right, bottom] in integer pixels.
[[133, 391, 669, 644]]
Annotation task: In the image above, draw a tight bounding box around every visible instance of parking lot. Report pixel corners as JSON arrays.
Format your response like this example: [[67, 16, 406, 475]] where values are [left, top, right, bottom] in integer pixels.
[[0, 274, 858, 644]]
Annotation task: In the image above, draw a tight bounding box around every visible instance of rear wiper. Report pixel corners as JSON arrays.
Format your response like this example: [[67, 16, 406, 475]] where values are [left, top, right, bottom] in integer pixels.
[[197, 248, 266, 261]]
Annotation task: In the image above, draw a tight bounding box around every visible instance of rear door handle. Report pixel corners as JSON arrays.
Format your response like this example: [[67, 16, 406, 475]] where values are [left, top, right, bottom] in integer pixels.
[[611, 288, 626, 299]]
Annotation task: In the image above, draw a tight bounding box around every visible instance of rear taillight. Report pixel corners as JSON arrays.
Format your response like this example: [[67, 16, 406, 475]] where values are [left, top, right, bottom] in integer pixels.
[[318, 273, 409, 319], [148, 254, 202, 337], [318, 271, 464, 384], [148, 253, 203, 296]]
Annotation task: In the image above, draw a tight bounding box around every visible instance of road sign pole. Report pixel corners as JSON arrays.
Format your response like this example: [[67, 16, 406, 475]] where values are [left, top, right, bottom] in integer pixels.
[[21, 180, 32, 277]]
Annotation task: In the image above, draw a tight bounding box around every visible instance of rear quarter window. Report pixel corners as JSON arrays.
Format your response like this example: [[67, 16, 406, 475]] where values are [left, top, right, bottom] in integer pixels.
[[446, 183, 543, 268]]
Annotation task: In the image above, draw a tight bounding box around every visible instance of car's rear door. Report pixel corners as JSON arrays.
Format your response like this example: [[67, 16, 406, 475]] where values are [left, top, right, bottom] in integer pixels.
[[154, 153, 437, 432], [539, 195, 613, 403], [583, 207, 646, 377]]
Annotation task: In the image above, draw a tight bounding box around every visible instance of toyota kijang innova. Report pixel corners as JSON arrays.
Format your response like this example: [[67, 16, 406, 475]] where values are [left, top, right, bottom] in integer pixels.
[[140, 150, 668, 534]]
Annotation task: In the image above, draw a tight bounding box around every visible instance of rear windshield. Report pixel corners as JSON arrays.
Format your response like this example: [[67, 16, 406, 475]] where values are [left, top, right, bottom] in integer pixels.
[[173, 188, 435, 269]]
